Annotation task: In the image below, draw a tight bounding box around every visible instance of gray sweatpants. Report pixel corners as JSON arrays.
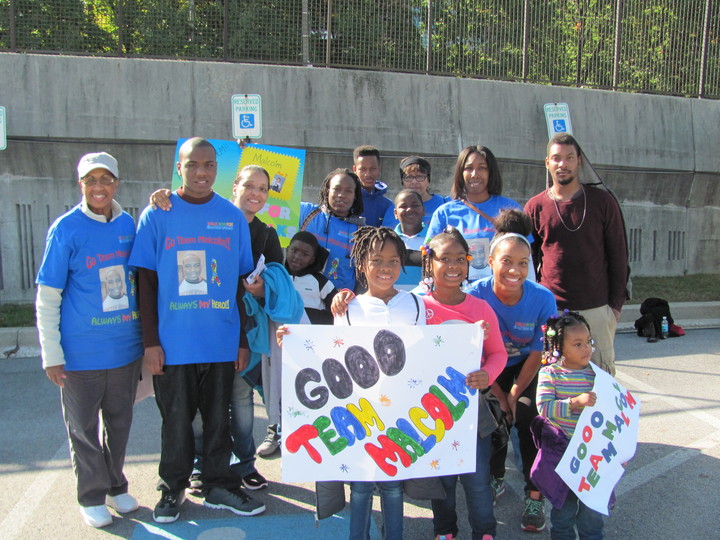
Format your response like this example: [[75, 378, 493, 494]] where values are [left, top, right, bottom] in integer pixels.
[[61, 358, 141, 507]]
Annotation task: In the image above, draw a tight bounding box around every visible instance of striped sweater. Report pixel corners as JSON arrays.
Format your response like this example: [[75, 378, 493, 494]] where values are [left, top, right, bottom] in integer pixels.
[[536, 363, 595, 439]]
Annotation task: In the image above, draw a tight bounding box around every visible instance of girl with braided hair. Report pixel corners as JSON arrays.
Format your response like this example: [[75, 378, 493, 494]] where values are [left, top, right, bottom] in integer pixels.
[[418, 226, 507, 540], [320, 226, 427, 539], [299, 168, 365, 291], [532, 311, 605, 540]]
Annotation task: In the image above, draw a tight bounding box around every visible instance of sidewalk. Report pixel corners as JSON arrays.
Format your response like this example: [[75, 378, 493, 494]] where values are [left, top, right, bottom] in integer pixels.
[[4, 301, 720, 359]]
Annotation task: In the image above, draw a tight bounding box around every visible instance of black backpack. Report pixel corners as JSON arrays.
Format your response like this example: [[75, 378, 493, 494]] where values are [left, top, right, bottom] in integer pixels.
[[634, 297, 673, 339]]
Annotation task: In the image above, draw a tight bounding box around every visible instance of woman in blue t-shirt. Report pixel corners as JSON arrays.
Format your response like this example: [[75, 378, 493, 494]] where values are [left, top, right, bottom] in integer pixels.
[[466, 227, 557, 533], [35, 153, 143, 529], [426, 146, 522, 282]]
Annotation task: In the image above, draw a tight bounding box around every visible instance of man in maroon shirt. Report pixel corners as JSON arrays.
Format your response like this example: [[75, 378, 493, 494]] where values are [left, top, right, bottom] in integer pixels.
[[525, 133, 628, 375]]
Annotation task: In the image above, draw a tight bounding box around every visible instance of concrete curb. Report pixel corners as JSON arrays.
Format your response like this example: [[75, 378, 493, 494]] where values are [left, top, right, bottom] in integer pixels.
[[3, 301, 719, 359]]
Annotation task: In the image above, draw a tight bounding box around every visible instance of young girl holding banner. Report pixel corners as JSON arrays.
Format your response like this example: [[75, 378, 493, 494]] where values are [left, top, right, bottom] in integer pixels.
[[532, 311, 604, 540], [283, 226, 431, 539], [418, 226, 507, 540]]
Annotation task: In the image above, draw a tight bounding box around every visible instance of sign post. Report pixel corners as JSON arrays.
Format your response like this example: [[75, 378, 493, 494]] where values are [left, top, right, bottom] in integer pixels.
[[232, 94, 262, 139], [544, 103, 573, 139], [0, 106, 6, 150]]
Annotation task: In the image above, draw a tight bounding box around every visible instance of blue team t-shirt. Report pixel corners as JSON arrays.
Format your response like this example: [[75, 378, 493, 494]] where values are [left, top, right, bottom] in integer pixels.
[[299, 202, 360, 291], [36, 206, 143, 371], [129, 193, 253, 366], [426, 195, 523, 281], [467, 276, 557, 367]]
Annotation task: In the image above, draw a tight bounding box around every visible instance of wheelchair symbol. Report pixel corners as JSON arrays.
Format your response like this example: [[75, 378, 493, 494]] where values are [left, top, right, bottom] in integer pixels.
[[239, 114, 255, 129], [553, 119, 567, 133]]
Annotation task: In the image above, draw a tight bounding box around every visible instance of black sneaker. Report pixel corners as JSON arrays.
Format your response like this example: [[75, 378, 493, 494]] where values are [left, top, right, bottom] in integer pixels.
[[520, 490, 546, 532], [204, 487, 266, 516], [242, 472, 268, 490], [187, 472, 203, 497], [153, 491, 185, 523]]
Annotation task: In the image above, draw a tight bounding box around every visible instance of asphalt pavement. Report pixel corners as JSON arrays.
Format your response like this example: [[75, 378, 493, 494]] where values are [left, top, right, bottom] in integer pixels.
[[1, 329, 718, 539]]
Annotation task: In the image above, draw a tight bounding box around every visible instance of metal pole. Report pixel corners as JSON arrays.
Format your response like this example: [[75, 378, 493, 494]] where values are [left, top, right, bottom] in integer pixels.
[[698, 0, 712, 98], [613, 0, 622, 90], [325, 0, 332, 66], [425, 0, 432, 73], [117, 0, 124, 55], [9, 0, 16, 50], [223, 0, 229, 59], [522, 0, 530, 82], [302, 0, 310, 65]]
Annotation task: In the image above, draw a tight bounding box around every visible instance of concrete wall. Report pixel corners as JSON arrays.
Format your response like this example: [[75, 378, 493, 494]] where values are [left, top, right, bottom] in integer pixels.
[[1, 53, 718, 303]]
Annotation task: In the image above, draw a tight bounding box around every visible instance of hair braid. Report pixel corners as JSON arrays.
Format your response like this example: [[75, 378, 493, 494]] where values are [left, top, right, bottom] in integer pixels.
[[350, 226, 406, 287], [541, 310, 591, 365]]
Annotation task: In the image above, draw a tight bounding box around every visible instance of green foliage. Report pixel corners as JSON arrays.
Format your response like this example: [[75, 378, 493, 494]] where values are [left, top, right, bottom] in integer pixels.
[[0, 0, 717, 98]]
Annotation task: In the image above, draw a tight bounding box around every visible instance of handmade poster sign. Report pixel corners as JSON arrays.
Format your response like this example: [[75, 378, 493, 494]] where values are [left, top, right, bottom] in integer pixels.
[[281, 324, 483, 483], [556, 363, 641, 515], [171, 139, 305, 247]]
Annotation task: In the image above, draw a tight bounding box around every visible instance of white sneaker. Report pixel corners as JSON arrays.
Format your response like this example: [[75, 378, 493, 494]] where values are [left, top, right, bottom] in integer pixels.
[[106, 493, 139, 513], [80, 505, 112, 528]]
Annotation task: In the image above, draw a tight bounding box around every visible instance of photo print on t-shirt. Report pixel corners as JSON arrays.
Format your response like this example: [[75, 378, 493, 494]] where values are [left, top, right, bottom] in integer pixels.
[[177, 250, 208, 296], [100, 264, 129, 312], [468, 237, 490, 271]]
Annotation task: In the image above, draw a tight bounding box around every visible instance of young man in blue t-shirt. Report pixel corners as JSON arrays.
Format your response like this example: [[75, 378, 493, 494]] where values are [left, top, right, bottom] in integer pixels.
[[130, 138, 265, 523]]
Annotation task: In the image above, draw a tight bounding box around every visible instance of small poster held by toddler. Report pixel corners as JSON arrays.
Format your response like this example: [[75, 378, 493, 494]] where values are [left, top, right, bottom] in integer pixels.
[[556, 363, 641, 515]]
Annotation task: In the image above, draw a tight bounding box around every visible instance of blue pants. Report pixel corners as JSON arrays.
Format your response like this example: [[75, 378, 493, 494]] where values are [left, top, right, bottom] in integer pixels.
[[431, 432, 496, 539], [550, 492, 603, 540], [349, 480, 403, 540]]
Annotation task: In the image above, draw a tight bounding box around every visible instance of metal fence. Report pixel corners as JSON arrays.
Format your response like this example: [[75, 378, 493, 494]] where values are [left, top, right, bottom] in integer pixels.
[[1, 0, 718, 98]]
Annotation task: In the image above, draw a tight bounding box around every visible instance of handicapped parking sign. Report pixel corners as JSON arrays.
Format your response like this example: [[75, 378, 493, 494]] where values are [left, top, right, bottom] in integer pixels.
[[544, 103, 573, 139], [232, 94, 262, 139], [240, 114, 255, 129]]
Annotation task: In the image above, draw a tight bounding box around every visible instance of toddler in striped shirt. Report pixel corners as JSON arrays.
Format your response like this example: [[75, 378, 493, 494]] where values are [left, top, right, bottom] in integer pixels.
[[533, 311, 605, 540]]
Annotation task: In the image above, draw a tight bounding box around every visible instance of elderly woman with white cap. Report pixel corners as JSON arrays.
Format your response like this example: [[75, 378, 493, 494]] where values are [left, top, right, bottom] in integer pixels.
[[35, 152, 143, 528]]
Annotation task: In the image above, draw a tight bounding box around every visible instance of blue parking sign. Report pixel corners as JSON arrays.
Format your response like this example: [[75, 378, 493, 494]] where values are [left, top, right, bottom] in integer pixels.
[[553, 119, 567, 133], [240, 114, 255, 129]]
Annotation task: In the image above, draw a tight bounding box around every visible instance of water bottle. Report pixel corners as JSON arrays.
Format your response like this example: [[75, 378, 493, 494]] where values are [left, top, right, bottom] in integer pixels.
[[661, 316, 669, 339]]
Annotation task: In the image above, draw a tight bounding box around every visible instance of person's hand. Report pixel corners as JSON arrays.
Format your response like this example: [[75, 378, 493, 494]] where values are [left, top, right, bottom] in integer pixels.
[[144, 346, 166, 375], [244, 274, 265, 298], [611, 307, 621, 322], [475, 319, 490, 340], [276, 325, 290, 347], [149, 189, 172, 211], [571, 391, 597, 411], [45, 365, 67, 388], [466, 368, 490, 390], [331, 289, 355, 317], [236, 347, 250, 372]]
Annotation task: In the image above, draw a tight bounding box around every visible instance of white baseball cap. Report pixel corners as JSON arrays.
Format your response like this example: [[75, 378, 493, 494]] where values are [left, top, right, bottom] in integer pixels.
[[77, 152, 119, 179]]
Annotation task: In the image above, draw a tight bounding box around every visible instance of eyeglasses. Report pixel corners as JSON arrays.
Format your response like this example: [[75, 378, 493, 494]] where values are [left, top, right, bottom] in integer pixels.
[[81, 175, 117, 186], [403, 174, 428, 183]]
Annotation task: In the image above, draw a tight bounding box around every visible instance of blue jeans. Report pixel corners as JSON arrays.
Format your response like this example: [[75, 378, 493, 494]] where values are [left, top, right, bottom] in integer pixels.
[[191, 372, 258, 478], [228, 373, 257, 477], [550, 492, 603, 540], [349, 480, 403, 540], [431, 433, 496, 539]]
